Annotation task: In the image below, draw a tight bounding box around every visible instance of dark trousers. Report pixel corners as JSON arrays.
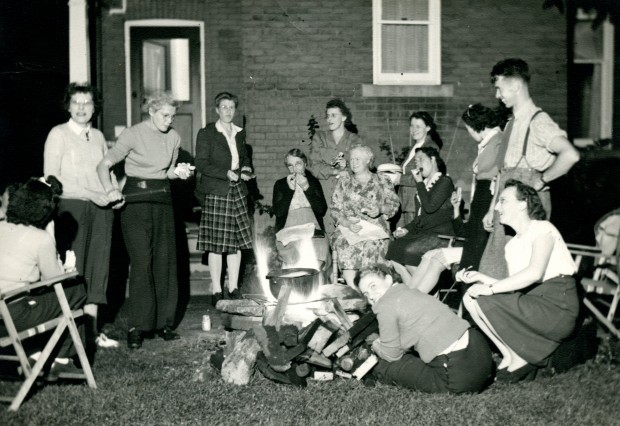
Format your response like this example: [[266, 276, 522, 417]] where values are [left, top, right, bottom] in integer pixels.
[[56, 199, 114, 305], [121, 202, 178, 331], [0, 282, 87, 358], [373, 329, 494, 394]]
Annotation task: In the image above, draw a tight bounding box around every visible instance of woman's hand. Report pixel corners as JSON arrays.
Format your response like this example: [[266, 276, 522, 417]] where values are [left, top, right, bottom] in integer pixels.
[[482, 209, 494, 232], [174, 163, 195, 180], [227, 170, 239, 182], [393, 227, 409, 238], [287, 174, 296, 190], [106, 188, 123, 203], [466, 283, 494, 298], [457, 269, 495, 286], [342, 216, 361, 233], [360, 204, 380, 219], [88, 190, 111, 207], [295, 173, 309, 190], [412, 168, 423, 183]]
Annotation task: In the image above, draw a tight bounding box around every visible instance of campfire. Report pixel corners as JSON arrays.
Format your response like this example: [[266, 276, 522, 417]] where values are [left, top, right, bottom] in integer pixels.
[[210, 230, 378, 387]]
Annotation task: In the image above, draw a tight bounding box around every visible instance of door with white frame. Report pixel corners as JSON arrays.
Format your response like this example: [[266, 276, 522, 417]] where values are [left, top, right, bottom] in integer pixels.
[[127, 22, 205, 156]]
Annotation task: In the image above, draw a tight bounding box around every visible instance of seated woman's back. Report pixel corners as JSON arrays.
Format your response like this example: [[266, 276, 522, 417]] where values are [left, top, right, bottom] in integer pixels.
[[0, 177, 64, 290]]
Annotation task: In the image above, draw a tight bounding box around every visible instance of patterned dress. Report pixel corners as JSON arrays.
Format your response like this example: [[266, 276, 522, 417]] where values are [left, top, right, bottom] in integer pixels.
[[331, 172, 400, 270]]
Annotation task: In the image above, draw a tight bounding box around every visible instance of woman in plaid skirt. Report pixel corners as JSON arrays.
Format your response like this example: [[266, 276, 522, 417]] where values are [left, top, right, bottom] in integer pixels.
[[195, 92, 253, 304]]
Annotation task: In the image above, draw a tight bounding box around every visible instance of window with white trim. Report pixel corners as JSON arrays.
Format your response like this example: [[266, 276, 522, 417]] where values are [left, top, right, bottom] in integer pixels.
[[372, 0, 441, 85]]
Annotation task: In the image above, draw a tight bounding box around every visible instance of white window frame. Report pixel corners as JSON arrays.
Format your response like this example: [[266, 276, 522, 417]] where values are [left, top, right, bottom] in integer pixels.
[[572, 10, 614, 142], [372, 0, 441, 85]]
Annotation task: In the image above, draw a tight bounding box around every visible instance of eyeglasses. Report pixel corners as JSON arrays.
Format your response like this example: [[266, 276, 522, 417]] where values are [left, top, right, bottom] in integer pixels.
[[71, 100, 94, 107]]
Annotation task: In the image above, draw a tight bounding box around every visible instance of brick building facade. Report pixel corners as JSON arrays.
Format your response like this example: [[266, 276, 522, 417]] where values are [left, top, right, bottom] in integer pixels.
[[100, 0, 567, 205]]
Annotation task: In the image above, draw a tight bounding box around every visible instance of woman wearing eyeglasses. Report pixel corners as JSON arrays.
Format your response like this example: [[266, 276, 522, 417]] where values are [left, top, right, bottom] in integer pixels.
[[97, 91, 193, 349], [44, 82, 119, 349]]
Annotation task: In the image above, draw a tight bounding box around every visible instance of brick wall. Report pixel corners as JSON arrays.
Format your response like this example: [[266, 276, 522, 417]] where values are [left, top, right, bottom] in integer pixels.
[[240, 0, 567, 203], [100, 0, 567, 204], [100, 0, 245, 139]]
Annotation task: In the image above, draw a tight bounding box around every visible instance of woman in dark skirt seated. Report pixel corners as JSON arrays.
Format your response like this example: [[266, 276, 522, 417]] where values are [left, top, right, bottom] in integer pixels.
[[357, 265, 493, 394], [385, 147, 454, 284], [271, 148, 329, 273], [461, 179, 579, 382]]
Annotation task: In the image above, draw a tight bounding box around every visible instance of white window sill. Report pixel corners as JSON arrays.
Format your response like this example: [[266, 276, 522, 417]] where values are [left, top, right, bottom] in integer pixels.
[[361, 84, 454, 98]]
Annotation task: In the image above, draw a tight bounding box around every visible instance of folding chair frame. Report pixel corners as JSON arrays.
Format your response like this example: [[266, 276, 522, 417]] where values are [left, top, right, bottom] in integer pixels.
[[0, 271, 96, 411], [568, 243, 620, 340]]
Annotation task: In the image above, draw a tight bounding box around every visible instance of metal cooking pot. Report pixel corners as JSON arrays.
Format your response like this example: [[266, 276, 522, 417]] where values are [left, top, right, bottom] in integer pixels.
[[266, 268, 320, 301]]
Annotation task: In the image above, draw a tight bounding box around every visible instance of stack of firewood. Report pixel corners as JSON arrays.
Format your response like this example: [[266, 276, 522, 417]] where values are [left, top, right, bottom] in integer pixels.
[[213, 283, 379, 387]]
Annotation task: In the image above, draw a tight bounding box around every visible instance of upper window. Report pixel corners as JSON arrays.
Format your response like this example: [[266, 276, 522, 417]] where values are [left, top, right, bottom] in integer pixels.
[[372, 0, 441, 85]]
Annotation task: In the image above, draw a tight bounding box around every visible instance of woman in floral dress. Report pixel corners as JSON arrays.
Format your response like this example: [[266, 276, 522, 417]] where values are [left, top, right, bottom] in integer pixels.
[[331, 145, 400, 289]]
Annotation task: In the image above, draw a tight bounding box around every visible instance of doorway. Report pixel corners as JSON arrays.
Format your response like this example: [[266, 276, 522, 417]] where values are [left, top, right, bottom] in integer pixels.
[[125, 20, 205, 155]]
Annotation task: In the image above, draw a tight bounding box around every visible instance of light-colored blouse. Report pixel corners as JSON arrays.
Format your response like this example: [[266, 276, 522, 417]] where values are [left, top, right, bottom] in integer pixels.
[[505, 220, 577, 281]]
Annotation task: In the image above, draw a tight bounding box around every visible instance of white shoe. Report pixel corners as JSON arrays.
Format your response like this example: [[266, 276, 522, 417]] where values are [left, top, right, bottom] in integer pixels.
[[96, 333, 120, 348]]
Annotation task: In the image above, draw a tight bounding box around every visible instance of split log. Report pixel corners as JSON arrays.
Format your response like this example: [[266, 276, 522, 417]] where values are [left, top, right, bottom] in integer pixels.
[[307, 324, 335, 353], [216, 299, 265, 316], [326, 299, 353, 330], [322, 331, 350, 357], [256, 353, 307, 387], [221, 331, 261, 385], [221, 313, 263, 331], [298, 318, 322, 345], [297, 349, 332, 368], [264, 282, 292, 330], [253, 325, 307, 372]]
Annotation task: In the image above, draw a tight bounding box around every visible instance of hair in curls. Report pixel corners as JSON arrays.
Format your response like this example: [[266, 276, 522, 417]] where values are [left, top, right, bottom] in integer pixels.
[[491, 58, 530, 83], [284, 148, 308, 166], [142, 91, 180, 113], [214, 91, 239, 108], [6, 176, 63, 230], [409, 111, 444, 149], [326, 98, 358, 134], [462, 103, 509, 132], [504, 179, 546, 220], [63, 82, 102, 117], [415, 146, 447, 175], [354, 264, 403, 288]]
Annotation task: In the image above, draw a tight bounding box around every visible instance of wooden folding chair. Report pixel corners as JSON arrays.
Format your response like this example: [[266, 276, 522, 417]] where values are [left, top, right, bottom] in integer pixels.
[[0, 271, 96, 411], [435, 235, 466, 303], [568, 240, 620, 339]]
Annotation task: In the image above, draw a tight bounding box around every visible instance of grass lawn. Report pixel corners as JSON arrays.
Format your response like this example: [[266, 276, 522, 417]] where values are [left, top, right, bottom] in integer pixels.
[[1, 298, 619, 426]]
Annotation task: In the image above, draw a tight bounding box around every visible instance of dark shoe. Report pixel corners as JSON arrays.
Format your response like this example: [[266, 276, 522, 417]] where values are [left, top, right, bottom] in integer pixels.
[[502, 363, 538, 384], [229, 289, 241, 300], [46, 359, 84, 382], [212, 292, 222, 307], [127, 328, 144, 349], [156, 326, 180, 341], [495, 367, 509, 382]]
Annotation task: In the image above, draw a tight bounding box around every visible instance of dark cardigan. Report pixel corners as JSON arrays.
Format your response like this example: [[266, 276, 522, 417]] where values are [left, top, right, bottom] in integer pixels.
[[404, 175, 454, 235], [194, 122, 251, 199], [271, 171, 327, 232]]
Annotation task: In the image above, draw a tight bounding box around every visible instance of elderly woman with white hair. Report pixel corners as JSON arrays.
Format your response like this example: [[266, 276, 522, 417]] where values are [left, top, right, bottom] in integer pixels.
[[330, 145, 400, 288], [97, 92, 193, 349]]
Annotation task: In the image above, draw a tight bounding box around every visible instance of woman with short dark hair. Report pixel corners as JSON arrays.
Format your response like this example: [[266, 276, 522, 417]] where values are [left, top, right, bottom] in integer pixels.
[[357, 264, 493, 393], [397, 111, 443, 226], [0, 176, 87, 377], [386, 147, 454, 283], [44, 82, 118, 348], [406, 104, 507, 294], [308, 98, 362, 234], [461, 180, 579, 383]]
